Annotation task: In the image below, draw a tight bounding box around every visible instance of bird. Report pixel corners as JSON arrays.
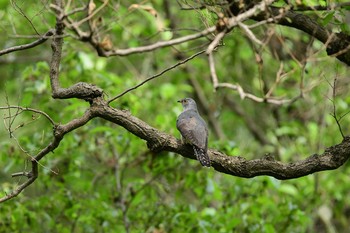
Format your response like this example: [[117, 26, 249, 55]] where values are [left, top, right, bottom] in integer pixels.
[[176, 98, 210, 167]]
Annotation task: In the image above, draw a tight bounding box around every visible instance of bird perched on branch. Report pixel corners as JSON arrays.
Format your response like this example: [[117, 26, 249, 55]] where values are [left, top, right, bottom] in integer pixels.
[[176, 98, 210, 167]]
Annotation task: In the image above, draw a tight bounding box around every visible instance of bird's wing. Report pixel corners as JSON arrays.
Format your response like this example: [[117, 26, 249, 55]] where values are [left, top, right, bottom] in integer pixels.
[[176, 111, 207, 149]]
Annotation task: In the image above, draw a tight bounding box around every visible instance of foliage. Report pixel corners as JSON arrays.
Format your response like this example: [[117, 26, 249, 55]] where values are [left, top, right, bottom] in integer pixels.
[[1, 0, 350, 232]]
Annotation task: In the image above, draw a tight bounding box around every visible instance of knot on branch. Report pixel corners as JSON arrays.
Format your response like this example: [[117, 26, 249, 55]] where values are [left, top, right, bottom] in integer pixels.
[[263, 153, 275, 161], [342, 135, 350, 143], [53, 125, 65, 139], [52, 82, 103, 102]]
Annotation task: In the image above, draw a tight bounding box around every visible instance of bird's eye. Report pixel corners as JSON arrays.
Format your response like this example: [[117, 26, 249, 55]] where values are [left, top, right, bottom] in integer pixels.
[[183, 99, 187, 103]]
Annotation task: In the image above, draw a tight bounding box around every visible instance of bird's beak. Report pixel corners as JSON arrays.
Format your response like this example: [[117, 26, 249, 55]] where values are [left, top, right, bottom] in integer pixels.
[[177, 99, 182, 103]]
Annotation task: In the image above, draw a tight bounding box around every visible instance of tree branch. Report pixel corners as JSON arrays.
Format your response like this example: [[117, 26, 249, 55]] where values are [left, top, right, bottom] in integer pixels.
[[104, 28, 215, 57], [212, 137, 350, 179], [91, 97, 350, 180]]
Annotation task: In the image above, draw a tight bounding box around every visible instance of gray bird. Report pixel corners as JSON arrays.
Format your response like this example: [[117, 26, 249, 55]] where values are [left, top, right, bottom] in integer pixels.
[[176, 98, 210, 167]]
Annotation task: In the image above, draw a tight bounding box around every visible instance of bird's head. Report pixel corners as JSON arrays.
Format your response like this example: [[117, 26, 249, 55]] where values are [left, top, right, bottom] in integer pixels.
[[177, 98, 197, 111]]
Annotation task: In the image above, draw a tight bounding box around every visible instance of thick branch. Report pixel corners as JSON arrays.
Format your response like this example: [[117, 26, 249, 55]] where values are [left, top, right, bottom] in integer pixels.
[[211, 140, 350, 179], [91, 97, 350, 180]]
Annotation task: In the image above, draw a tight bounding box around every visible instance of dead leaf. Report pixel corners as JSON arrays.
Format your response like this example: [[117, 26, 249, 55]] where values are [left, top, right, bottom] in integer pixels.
[[128, 4, 157, 18], [88, 0, 96, 15]]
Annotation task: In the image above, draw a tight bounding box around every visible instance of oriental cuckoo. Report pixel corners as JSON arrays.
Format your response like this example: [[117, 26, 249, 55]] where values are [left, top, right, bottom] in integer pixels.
[[176, 98, 210, 167]]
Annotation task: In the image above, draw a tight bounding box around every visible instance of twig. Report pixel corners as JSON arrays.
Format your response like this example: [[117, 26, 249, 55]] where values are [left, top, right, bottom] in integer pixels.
[[206, 0, 292, 105], [66, 5, 88, 17], [1, 105, 59, 176], [107, 50, 206, 103], [265, 63, 294, 98], [105, 27, 215, 56], [0, 106, 56, 125], [74, 0, 109, 27], [216, 82, 293, 105], [238, 22, 263, 45], [329, 78, 345, 139], [228, 0, 275, 26], [11, 0, 40, 35], [12, 171, 33, 178], [208, 52, 219, 90], [206, 30, 226, 54], [0, 160, 38, 203]]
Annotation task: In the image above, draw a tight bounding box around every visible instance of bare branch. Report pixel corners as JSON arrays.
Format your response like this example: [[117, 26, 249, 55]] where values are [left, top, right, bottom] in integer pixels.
[[66, 5, 88, 16], [104, 28, 215, 57], [11, 171, 33, 178], [208, 52, 219, 90], [329, 78, 345, 139], [0, 29, 55, 56], [238, 22, 263, 45], [216, 82, 294, 105], [265, 63, 295, 98], [208, 55, 296, 105], [206, 30, 226, 54]]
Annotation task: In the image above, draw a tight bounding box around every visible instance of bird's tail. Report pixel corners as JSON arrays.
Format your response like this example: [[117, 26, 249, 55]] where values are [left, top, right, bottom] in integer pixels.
[[193, 146, 211, 167]]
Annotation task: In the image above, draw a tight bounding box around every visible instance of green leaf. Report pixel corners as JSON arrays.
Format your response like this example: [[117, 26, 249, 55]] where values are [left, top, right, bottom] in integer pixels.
[[279, 184, 298, 196]]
